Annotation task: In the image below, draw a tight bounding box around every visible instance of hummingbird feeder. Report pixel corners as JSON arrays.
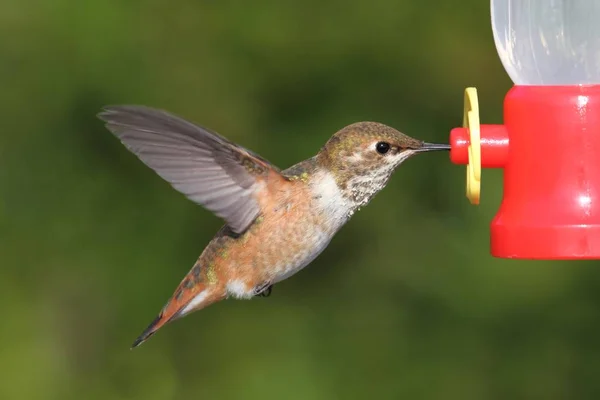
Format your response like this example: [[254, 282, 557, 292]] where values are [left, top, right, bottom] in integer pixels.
[[449, 0, 600, 259]]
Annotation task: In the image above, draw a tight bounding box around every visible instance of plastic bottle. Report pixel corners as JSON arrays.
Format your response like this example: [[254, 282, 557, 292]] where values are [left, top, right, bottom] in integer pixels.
[[491, 0, 600, 85]]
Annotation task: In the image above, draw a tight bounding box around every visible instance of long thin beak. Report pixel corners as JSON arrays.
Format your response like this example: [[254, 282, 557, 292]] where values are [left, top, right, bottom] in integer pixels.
[[415, 142, 451, 152]]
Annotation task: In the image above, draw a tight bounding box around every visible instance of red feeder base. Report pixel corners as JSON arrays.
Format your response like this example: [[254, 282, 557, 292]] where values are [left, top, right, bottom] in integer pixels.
[[451, 85, 600, 259]]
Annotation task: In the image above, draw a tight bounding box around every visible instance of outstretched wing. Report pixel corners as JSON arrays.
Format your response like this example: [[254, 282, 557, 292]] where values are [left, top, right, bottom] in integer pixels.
[[98, 105, 282, 234]]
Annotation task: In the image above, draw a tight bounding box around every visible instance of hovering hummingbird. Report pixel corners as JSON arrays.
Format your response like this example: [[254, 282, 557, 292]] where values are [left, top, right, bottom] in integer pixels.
[[98, 106, 449, 348]]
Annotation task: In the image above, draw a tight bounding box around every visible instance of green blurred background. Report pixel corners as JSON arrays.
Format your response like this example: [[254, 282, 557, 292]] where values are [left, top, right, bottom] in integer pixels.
[[3, 0, 600, 399]]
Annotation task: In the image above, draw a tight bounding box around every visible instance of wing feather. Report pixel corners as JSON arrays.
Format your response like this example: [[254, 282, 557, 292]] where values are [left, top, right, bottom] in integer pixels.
[[98, 105, 282, 233]]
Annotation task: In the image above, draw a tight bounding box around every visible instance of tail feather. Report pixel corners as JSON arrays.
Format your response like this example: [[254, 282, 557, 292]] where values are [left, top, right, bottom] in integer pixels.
[[131, 280, 224, 348], [131, 314, 165, 348]]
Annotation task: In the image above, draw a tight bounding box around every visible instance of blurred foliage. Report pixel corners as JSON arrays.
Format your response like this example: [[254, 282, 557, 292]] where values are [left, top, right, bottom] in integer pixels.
[[2, 0, 600, 399]]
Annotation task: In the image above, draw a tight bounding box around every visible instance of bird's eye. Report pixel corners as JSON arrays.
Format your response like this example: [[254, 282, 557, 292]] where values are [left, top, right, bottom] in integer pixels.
[[375, 142, 391, 154]]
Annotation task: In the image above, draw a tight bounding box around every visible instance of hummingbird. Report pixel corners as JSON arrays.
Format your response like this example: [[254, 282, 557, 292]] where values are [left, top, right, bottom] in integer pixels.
[[98, 105, 450, 348]]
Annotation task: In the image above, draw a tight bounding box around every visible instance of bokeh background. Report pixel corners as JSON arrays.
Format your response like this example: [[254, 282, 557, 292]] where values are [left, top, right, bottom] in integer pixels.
[[3, 0, 600, 399]]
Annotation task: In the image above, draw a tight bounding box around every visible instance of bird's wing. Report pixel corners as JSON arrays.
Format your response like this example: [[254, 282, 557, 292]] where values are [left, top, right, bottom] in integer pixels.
[[98, 105, 284, 234]]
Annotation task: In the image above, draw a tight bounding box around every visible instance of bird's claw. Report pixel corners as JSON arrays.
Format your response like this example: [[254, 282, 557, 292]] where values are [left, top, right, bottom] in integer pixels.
[[255, 284, 273, 297]]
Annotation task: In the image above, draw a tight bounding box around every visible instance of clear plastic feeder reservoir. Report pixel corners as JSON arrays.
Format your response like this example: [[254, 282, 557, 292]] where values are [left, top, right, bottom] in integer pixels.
[[450, 0, 600, 259]]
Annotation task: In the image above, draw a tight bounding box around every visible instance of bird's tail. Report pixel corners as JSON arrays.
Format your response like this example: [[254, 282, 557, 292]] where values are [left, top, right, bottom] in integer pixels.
[[131, 271, 224, 348]]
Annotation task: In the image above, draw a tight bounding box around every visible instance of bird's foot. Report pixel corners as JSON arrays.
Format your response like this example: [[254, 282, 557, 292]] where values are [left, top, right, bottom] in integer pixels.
[[259, 286, 272, 297], [253, 283, 273, 298]]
